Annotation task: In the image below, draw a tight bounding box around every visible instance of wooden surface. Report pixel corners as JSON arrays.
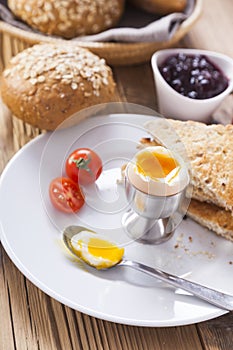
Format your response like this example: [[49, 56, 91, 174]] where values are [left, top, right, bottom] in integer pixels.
[[0, 0, 233, 349]]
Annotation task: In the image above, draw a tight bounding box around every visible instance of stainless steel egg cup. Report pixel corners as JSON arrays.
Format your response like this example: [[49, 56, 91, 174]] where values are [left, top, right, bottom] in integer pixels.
[[122, 169, 190, 245]]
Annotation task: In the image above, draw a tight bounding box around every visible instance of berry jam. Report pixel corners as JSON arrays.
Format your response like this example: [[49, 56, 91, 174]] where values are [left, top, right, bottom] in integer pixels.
[[159, 53, 229, 99]]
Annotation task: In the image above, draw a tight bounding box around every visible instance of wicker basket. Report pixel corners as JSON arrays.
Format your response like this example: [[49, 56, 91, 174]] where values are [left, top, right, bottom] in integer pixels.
[[0, 0, 202, 68]]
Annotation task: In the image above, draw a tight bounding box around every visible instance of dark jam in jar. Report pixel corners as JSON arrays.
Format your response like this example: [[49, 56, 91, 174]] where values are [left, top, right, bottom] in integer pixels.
[[159, 53, 229, 99]]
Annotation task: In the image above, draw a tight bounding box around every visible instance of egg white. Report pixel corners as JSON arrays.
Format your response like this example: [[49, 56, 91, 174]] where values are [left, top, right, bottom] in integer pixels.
[[127, 146, 189, 196], [71, 231, 122, 268]]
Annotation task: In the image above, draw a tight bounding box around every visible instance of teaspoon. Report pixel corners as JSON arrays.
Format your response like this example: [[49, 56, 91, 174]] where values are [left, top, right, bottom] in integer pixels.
[[63, 225, 233, 311]]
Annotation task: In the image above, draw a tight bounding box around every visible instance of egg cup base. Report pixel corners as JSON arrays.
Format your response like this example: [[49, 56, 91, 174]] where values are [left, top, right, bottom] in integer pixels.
[[122, 210, 175, 245]]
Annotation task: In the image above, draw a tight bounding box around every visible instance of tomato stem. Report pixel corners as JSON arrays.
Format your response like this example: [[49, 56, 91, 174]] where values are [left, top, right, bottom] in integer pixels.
[[72, 156, 93, 176]]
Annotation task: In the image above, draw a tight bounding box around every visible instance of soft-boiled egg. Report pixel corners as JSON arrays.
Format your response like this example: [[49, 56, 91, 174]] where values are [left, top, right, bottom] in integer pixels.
[[127, 146, 189, 196], [70, 230, 124, 269]]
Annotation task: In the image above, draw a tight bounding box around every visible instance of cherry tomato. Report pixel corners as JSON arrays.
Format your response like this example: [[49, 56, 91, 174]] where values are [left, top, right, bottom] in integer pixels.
[[49, 177, 85, 213], [66, 148, 102, 186]]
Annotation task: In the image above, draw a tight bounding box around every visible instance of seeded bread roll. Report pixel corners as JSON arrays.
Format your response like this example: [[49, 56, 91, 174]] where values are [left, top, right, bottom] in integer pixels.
[[8, 0, 125, 38], [130, 0, 187, 15], [0, 43, 116, 130]]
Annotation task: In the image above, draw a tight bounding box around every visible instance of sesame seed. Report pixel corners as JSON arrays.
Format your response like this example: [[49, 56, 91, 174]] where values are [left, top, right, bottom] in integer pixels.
[[37, 75, 46, 83], [71, 82, 78, 90], [62, 74, 73, 79], [44, 2, 52, 11], [30, 71, 37, 78], [24, 4, 32, 12], [84, 92, 92, 97], [30, 78, 38, 85], [3, 69, 11, 77]]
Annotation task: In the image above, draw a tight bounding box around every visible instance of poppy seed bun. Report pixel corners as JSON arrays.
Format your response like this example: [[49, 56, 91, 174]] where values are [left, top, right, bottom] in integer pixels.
[[130, 0, 187, 15], [7, 0, 125, 38], [0, 43, 116, 130]]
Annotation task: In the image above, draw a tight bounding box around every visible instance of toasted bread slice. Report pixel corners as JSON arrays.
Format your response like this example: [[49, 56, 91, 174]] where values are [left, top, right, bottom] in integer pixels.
[[187, 200, 233, 242], [144, 119, 233, 213]]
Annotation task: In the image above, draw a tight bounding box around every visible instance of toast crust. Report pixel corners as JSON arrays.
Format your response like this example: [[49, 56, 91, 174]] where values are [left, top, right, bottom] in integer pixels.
[[188, 200, 233, 242]]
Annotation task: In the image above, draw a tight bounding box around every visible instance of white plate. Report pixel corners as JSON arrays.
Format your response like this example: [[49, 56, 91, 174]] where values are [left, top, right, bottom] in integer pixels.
[[0, 114, 232, 327]]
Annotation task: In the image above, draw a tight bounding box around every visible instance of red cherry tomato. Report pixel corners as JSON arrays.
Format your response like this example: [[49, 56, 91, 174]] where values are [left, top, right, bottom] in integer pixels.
[[49, 177, 85, 213], [66, 148, 102, 186]]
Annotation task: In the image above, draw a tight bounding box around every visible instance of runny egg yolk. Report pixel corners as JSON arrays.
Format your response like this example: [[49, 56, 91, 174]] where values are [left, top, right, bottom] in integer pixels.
[[71, 235, 124, 269], [88, 237, 124, 262], [136, 150, 178, 180]]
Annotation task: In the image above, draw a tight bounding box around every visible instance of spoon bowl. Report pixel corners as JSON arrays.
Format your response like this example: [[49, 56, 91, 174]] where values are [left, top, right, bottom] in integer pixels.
[[63, 225, 233, 311], [63, 225, 96, 255], [63, 225, 125, 269]]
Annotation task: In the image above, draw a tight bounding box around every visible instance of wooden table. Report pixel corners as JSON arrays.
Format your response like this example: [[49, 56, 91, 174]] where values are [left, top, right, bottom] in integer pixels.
[[0, 0, 233, 349]]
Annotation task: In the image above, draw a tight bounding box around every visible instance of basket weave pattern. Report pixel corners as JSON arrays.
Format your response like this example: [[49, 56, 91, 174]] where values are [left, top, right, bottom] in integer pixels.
[[0, 0, 202, 68]]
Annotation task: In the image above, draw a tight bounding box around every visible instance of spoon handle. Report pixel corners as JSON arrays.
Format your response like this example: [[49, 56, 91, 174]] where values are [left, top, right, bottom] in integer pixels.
[[120, 259, 233, 311]]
